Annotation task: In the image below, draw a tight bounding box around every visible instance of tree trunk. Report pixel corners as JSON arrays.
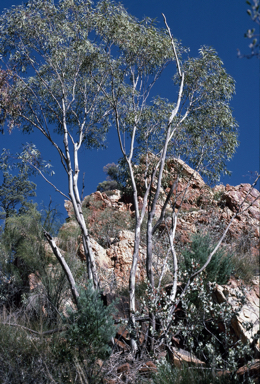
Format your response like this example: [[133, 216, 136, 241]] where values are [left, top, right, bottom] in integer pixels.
[[43, 230, 79, 306]]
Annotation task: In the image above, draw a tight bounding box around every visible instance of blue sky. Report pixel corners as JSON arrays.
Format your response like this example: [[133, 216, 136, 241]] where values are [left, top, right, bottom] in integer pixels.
[[0, 0, 259, 219]]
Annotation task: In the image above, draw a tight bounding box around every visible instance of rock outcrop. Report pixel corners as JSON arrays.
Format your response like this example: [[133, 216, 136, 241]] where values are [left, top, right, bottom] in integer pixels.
[[61, 157, 259, 286], [214, 276, 260, 357]]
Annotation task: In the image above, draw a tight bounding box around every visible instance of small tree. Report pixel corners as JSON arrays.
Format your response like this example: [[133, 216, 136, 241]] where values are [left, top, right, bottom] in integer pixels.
[[0, 151, 36, 225], [58, 283, 116, 382], [97, 162, 121, 191]]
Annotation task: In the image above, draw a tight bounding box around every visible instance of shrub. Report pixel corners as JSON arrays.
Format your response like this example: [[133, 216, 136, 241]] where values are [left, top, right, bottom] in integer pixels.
[[54, 283, 117, 382], [97, 162, 123, 192], [181, 233, 233, 285], [96, 179, 119, 192]]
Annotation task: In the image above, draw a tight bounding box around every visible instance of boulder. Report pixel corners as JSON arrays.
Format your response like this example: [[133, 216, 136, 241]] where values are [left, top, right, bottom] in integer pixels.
[[168, 347, 205, 368], [166, 157, 205, 188], [222, 184, 260, 220], [106, 230, 146, 287], [61, 158, 259, 294], [214, 277, 260, 356], [77, 237, 112, 268]]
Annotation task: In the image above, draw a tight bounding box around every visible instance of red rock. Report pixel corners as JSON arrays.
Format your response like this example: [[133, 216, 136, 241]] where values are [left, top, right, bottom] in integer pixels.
[[117, 363, 130, 373], [139, 361, 157, 373], [214, 277, 260, 355], [114, 338, 129, 351], [168, 347, 205, 368]]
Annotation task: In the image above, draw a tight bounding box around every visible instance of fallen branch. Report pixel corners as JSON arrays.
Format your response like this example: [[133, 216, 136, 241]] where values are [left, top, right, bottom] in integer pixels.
[[1, 322, 67, 335]]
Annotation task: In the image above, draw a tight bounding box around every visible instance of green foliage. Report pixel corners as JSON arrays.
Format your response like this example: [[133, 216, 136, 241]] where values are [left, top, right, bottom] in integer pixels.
[[0, 320, 104, 384], [152, 361, 242, 384], [213, 190, 225, 201], [0, 323, 52, 383], [181, 233, 233, 285], [97, 162, 122, 192], [97, 179, 119, 192], [0, 204, 70, 325], [0, 0, 174, 145], [0, 0, 238, 186], [0, 207, 43, 308], [142, 277, 254, 378], [0, 151, 36, 222], [172, 46, 238, 184], [62, 284, 116, 361], [239, 0, 260, 59]]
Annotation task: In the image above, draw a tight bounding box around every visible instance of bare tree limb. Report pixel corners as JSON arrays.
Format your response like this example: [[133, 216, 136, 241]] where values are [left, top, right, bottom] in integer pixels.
[[43, 230, 79, 305]]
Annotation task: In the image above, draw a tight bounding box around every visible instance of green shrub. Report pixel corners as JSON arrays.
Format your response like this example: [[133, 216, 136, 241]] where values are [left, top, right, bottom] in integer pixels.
[[53, 283, 117, 382], [181, 233, 233, 285], [0, 322, 56, 384], [96, 179, 119, 192]]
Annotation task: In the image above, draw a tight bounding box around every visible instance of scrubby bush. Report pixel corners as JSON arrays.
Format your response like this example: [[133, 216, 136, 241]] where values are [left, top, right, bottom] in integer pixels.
[[181, 233, 233, 285], [0, 206, 71, 325], [53, 283, 117, 382], [97, 179, 119, 192], [97, 162, 122, 192], [63, 283, 116, 360]]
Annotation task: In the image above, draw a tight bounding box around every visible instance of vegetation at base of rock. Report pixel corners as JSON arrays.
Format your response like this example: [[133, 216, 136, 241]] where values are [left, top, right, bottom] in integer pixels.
[[59, 283, 116, 362], [180, 233, 233, 286], [0, 188, 258, 382], [0, 319, 107, 383]]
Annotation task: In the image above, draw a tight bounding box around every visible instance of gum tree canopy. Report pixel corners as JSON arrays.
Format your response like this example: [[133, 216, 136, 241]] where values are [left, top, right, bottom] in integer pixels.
[[0, 0, 239, 332]]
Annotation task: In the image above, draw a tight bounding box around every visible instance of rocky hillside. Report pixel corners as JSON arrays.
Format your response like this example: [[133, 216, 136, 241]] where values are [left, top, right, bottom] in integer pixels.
[[26, 158, 260, 383], [59, 158, 259, 289]]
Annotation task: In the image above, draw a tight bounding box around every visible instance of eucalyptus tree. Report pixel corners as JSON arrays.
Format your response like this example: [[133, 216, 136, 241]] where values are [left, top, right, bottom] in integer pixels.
[[0, 0, 175, 295], [0, 0, 243, 350], [0, 0, 116, 289], [0, 68, 11, 129], [92, 6, 239, 349]]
